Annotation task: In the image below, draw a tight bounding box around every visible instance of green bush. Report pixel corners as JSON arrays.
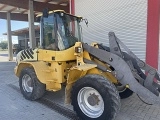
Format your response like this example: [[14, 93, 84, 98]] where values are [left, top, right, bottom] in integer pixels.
[[0, 41, 8, 50]]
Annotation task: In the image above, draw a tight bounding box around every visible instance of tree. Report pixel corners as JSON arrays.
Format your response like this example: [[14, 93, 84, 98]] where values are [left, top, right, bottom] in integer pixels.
[[0, 41, 8, 50]]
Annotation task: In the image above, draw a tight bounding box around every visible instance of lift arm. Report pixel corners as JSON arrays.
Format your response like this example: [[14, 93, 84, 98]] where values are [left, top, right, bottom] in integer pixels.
[[83, 32, 160, 104]]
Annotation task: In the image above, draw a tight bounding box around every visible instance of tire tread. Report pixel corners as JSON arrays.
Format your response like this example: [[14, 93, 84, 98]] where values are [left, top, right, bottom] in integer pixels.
[[19, 67, 45, 101], [71, 74, 121, 120]]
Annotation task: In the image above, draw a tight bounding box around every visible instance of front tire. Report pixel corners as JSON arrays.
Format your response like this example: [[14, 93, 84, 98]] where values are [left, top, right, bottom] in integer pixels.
[[19, 67, 45, 100], [71, 74, 120, 120]]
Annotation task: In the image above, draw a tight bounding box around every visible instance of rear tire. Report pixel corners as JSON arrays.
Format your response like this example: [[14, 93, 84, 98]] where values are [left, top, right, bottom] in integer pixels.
[[19, 67, 45, 100], [71, 74, 120, 120]]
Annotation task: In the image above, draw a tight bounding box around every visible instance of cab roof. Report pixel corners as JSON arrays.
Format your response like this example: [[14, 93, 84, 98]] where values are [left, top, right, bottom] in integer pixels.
[[36, 10, 82, 19]]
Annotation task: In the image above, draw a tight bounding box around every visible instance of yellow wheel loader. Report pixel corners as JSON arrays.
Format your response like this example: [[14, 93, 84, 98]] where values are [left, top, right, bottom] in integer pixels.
[[14, 10, 160, 120]]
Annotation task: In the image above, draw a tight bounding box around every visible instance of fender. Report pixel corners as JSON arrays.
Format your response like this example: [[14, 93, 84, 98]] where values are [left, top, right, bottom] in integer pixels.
[[14, 61, 61, 91], [15, 61, 54, 84], [65, 63, 97, 104]]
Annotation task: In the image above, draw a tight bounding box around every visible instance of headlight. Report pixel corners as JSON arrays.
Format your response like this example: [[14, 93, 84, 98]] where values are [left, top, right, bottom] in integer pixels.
[[75, 47, 82, 53]]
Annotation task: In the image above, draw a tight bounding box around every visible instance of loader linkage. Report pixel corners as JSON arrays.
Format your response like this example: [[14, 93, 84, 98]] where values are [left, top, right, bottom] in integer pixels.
[[83, 32, 160, 104]]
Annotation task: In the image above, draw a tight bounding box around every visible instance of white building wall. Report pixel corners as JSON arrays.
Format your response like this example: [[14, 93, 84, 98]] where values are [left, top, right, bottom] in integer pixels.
[[75, 0, 147, 61]]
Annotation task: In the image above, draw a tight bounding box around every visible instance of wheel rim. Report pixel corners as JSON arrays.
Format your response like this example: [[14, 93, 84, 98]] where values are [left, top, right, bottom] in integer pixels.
[[22, 74, 33, 93], [77, 87, 104, 118]]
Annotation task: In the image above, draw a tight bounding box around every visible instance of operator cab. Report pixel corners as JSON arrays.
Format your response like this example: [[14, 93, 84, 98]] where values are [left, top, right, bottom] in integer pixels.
[[38, 10, 82, 51]]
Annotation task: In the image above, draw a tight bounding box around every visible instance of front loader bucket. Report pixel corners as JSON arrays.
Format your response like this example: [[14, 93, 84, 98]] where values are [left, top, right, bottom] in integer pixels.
[[83, 32, 160, 104]]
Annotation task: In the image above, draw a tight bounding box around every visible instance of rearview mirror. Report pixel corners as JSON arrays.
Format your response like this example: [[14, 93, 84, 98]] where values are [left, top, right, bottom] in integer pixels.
[[81, 18, 88, 27]]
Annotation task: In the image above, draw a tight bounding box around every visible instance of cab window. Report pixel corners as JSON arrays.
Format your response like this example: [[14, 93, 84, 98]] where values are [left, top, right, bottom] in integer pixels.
[[43, 14, 56, 50]]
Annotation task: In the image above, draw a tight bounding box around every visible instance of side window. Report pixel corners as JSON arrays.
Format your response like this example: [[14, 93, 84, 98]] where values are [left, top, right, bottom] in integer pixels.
[[56, 14, 69, 50], [43, 15, 56, 50]]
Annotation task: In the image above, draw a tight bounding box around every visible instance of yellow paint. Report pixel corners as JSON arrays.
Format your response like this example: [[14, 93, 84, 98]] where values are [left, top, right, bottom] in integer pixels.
[[65, 65, 95, 104], [36, 10, 82, 19], [36, 10, 65, 17], [14, 61, 70, 92], [38, 46, 76, 62], [46, 81, 61, 91], [72, 64, 97, 71]]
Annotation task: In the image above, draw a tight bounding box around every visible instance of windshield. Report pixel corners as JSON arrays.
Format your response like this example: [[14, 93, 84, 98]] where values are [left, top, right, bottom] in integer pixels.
[[41, 12, 82, 51]]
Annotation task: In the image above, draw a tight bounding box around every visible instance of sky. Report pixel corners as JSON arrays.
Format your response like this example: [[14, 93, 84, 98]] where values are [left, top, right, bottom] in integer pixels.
[[0, 19, 29, 44]]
